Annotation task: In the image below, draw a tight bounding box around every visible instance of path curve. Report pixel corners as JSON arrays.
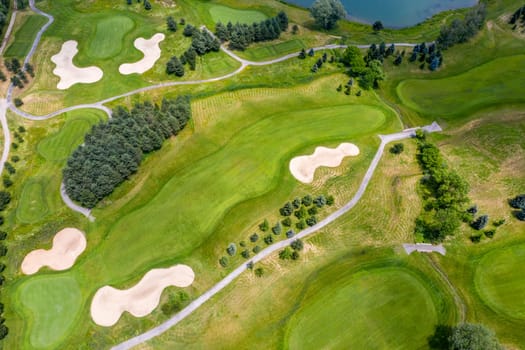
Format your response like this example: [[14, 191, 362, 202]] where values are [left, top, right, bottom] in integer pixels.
[[0, 4, 17, 56], [111, 122, 441, 350]]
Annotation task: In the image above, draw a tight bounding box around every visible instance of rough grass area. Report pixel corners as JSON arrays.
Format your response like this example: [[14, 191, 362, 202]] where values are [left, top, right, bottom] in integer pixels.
[[16, 178, 49, 224], [87, 15, 135, 59], [17, 275, 83, 349], [396, 55, 525, 120], [4, 15, 48, 58], [239, 39, 305, 61], [475, 244, 525, 320], [209, 4, 267, 24], [286, 267, 438, 349]]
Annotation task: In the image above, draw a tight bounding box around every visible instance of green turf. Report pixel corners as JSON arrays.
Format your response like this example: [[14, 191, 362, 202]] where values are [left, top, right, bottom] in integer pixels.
[[4, 15, 48, 58], [87, 15, 135, 59], [239, 39, 305, 61], [16, 178, 49, 224], [17, 275, 83, 349], [396, 55, 525, 121], [37, 111, 102, 161], [209, 4, 267, 24], [475, 244, 525, 320], [286, 267, 438, 349]]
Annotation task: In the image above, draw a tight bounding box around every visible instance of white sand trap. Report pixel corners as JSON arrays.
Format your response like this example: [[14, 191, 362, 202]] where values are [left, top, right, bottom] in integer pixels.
[[21, 228, 87, 275], [119, 33, 165, 75], [290, 143, 360, 183], [90, 264, 194, 327], [51, 40, 103, 89]]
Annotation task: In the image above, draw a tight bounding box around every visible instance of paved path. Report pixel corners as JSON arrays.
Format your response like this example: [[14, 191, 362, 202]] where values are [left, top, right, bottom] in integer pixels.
[[402, 243, 446, 255], [111, 122, 441, 350], [60, 183, 94, 221]]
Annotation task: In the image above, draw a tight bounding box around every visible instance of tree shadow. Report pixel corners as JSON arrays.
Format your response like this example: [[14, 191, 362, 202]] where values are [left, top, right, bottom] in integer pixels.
[[428, 324, 453, 349]]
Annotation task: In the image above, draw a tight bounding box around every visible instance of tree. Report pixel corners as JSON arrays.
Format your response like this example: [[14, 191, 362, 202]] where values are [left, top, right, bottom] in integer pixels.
[[298, 48, 306, 59], [310, 0, 347, 30], [0, 191, 10, 211], [241, 249, 250, 259], [252, 245, 261, 253], [509, 194, 525, 210], [359, 59, 384, 90], [279, 247, 293, 260], [280, 202, 294, 216], [389, 143, 404, 154], [0, 71, 5, 82], [282, 217, 292, 227], [167, 16, 177, 32], [449, 323, 502, 350], [250, 233, 259, 242], [291, 239, 304, 251], [226, 243, 237, 256], [471, 215, 488, 230], [14, 98, 23, 107], [394, 55, 403, 65], [306, 216, 317, 226], [24, 63, 34, 77], [166, 56, 184, 77], [259, 219, 269, 231], [326, 195, 334, 205], [254, 267, 264, 277], [372, 20, 384, 32], [264, 234, 273, 245], [308, 48, 315, 57], [292, 24, 299, 34], [341, 46, 366, 76], [302, 195, 313, 206], [219, 256, 228, 267], [183, 24, 195, 37], [272, 222, 282, 235], [143, 0, 151, 10]]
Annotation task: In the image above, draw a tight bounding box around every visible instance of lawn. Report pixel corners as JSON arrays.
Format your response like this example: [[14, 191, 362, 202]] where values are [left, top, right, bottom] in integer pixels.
[[4, 14, 48, 58], [208, 4, 267, 24], [16, 275, 83, 349], [16, 178, 49, 224], [286, 267, 438, 349], [396, 55, 525, 121], [475, 244, 525, 320]]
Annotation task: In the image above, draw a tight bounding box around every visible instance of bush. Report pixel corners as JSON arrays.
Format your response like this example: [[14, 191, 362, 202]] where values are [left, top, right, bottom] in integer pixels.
[[219, 256, 228, 267], [0, 263, 5, 272], [0, 324, 8, 340], [471, 215, 489, 230], [389, 143, 404, 154], [0, 191, 11, 211], [292, 198, 301, 208], [296, 219, 306, 230], [0, 217, 4, 226], [306, 216, 317, 226], [281, 217, 292, 227], [239, 241, 246, 247], [14, 98, 23, 107], [509, 194, 525, 210], [4, 162, 15, 175], [291, 239, 304, 251], [516, 209, 525, 221], [259, 219, 269, 231], [0, 231, 6, 240], [493, 218, 505, 227], [286, 230, 295, 238], [302, 195, 313, 206], [0, 245, 6, 256], [466, 205, 478, 215], [470, 235, 482, 243], [484, 229, 495, 238], [307, 206, 318, 215], [2, 177, 12, 188], [279, 202, 294, 216], [10, 155, 20, 163], [313, 195, 326, 208], [279, 247, 293, 260], [252, 245, 261, 253], [264, 235, 273, 245], [272, 222, 282, 235], [294, 206, 307, 219], [254, 267, 264, 277], [241, 250, 250, 259], [291, 251, 300, 260], [226, 243, 237, 256], [326, 195, 334, 205], [249, 233, 259, 242]]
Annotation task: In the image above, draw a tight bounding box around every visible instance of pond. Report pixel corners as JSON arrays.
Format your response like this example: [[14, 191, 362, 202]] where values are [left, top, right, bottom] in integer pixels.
[[286, 0, 478, 28]]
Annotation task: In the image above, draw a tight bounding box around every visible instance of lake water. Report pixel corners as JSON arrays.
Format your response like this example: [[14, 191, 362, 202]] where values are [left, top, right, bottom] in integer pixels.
[[286, 0, 478, 28]]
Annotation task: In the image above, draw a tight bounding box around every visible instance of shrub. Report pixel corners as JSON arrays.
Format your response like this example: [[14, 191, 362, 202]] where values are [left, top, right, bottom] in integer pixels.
[[313, 195, 326, 208], [389, 143, 404, 154], [471, 215, 489, 230], [226, 243, 237, 256], [484, 229, 495, 238], [4, 162, 15, 175], [14, 98, 23, 107], [509, 194, 525, 210], [2, 178, 12, 188], [18, 126, 25, 133], [254, 267, 264, 277], [292, 198, 301, 208], [296, 219, 306, 230], [10, 155, 20, 163], [0, 231, 6, 240], [308, 206, 318, 215], [493, 218, 505, 227], [302, 195, 313, 206], [306, 216, 317, 226], [0, 245, 6, 256], [239, 241, 246, 247], [470, 235, 482, 243], [264, 235, 273, 245], [0, 324, 7, 339], [516, 210, 525, 221], [466, 205, 478, 215], [0, 263, 4, 272], [219, 256, 228, 267], [0, 191, 11, 211], [246, 261, 254, 270], [291, 239, 304, 251], [294, 206, 307, 219], [326, 195, 334, 205], [291, 251, 300, 260], [241, 250, 250, 259], [282, 217, 292, 227], [279, 247, 293, 260], [279, 202, 294, 216], [0, 217, 4, 226], [250, 233, 259, 242], [252, 245, 261, 253], [286, 230, 295, 238]]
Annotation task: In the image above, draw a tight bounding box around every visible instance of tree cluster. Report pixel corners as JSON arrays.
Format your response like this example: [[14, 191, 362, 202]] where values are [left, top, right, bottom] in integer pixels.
[[509, 5, 525, 29], [428, 323, 502, 350], [436, 4, 487, 50], [3, 58, 34, 89], [409, 42, 443, 71], [161, 291, 189, 316], [0, 0, 9, 32], [63, 97, 191, 208], [310, 0, 346, 30], [509, 194, 525, 221], [341, 46, 385, 90], [215, 11, 289, 51], [414, 131, 470, 242]]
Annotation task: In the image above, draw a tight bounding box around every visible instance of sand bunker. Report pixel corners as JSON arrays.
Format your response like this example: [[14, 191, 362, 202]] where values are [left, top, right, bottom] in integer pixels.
[[90, 264, 194, 326], [290, 143, 360, 183], [51, 41, 103, 89], [21, 228, 87, 275], [119, 33, 165, 75]]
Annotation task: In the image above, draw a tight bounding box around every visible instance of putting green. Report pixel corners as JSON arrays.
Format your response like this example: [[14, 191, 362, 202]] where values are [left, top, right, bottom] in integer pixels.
[[37, 110, 105, 161], [209, 5, 267, 24], [16, 178, 49, 224], [397, 55, 525, 120], [475, 244, 525, 320], [286, 267, 438, 349], [18, 275, 83, 349], [87, 15, 135, 59]]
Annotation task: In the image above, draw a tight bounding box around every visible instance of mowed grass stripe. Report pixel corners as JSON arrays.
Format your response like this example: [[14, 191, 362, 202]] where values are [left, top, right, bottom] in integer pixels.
[[209, 5, 267, 24], [286, 267, 438, 349], [4, 15, 48, 58], [475, 244, 525, 320], [397, 55, 525, 121], [17, 275, 83, 349]]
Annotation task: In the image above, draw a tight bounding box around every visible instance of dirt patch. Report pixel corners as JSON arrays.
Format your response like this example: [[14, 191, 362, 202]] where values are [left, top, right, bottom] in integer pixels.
[[289, 143, 360, 183], [21, 228, 86, 274], [90, 264, 194, 327]]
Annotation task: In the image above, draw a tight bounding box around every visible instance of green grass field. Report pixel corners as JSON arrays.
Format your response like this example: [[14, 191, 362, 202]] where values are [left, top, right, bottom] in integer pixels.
[[17, 275, 83, 349], [209, 4, 267, 24], [397, 55, 525, 121], [286, 267, 438, 349], [16, 178, 49, 224], [87, 15, 135, 59], [4, 15, 48, 58], [475, 244, 525, 320]]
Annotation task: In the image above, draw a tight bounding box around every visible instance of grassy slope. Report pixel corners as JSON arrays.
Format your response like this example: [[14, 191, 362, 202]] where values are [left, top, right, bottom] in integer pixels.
[[208, 4, 267, 24]]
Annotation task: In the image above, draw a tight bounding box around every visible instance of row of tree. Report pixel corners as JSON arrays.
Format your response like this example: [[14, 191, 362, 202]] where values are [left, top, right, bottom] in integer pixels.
[[63, 97, 191, 208], [436, 3, 486, 50], [409, 43, 443, 71], [215, 11, 289, 50], [413, 130, 470, 242]]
